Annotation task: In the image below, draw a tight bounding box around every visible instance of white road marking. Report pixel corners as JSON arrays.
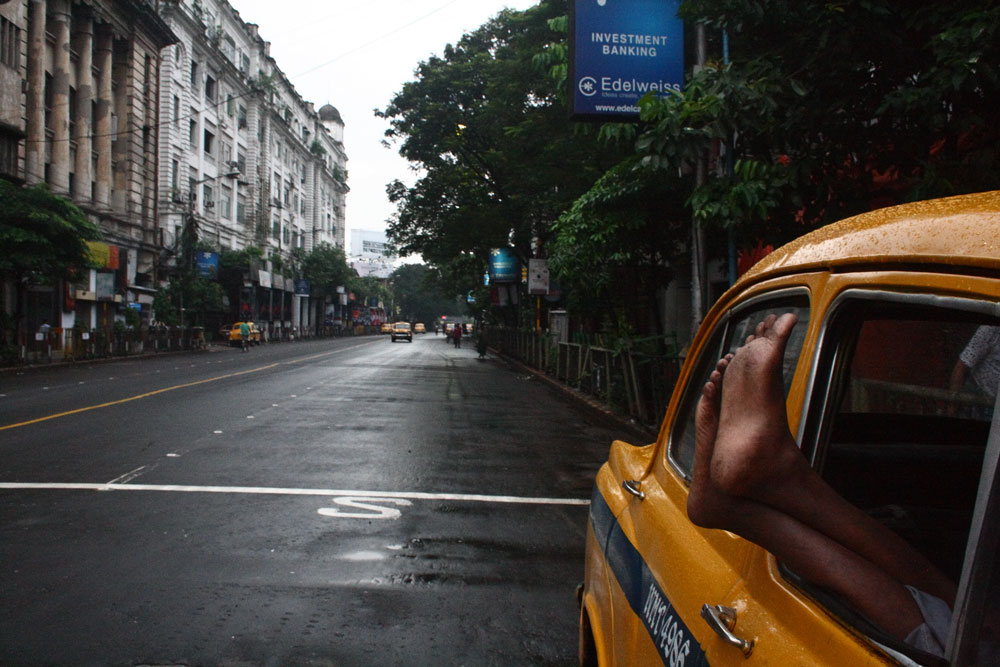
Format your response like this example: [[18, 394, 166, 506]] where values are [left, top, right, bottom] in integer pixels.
[[318, 497, 412, 520], [104, 466, 149, 485], [0, 482, 590, 506]]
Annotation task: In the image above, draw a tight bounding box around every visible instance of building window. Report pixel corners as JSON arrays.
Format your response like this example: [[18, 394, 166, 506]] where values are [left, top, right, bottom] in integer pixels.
[[220, 184, 232, 219], [204, 74, 216, 103], [173, 95, 180, 125], [237, 105, 247, 129], [222, 34, 236, 62], [189, 117, 198, 147], [237, 193, 247, 223], [0, 16, 20, 69], [203, 128, 215, 158], [272, 217, 280, 240], [0, 129, 19, 177], [203, 183, 214, 209], [171, 159, 179, 190], [190, 59, 199, 88], [239, 52, 250, 74]]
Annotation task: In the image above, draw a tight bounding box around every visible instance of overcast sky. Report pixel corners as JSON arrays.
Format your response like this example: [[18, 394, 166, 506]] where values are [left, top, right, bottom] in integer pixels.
[[226, 0, 540, 254]]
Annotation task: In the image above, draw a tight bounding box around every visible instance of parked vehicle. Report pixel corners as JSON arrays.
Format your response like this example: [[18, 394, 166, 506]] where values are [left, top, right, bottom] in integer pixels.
[[580, 191, 1000, 666], [220, 322, 261, 347]]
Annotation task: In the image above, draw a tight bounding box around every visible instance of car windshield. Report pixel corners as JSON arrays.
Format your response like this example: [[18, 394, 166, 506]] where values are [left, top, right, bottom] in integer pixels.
[[395, 323, 410, 329]]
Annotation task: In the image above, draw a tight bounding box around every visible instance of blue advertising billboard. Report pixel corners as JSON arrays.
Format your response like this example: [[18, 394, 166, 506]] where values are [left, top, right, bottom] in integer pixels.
[[570, 0, 684, 121], [488, 248, 519, 283], [196, 251, 219, 279]]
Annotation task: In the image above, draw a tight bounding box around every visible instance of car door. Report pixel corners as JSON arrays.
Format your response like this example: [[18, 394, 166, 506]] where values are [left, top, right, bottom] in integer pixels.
[[611, 290, 811, 665], [731, 279, 1000, 664]]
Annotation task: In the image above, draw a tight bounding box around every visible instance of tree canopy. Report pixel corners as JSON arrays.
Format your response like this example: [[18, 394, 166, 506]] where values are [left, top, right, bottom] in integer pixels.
[[379, 0, 1000, 336], [0, 180, 101, 286]]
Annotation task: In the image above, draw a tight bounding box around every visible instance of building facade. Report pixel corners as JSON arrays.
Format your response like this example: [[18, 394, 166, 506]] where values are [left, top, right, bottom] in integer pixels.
[[1, 0, 348, 341], [157, 0, 347, 335], [1, 0, 175, 333]]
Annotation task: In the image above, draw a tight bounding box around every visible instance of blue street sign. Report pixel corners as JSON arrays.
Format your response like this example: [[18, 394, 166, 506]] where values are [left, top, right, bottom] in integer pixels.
[[570, 0, 684, 121]]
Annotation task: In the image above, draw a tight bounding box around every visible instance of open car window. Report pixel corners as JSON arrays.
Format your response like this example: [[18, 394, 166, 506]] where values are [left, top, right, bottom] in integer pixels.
[[668, 293, 810, 478], [800, 294, 1000, 662]]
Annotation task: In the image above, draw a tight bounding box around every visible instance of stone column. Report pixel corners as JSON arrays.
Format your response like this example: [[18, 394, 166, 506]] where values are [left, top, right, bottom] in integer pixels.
[[72, 8, 94, 203], [93, 25, 113, 208], [47, 0, 71, 194], [111, 40, 130, 212], [24, 0, 46, 185]]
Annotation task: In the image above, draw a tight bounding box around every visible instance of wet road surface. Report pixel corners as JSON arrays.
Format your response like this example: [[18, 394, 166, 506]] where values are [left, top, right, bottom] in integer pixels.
[[0, 334, 645, 665]]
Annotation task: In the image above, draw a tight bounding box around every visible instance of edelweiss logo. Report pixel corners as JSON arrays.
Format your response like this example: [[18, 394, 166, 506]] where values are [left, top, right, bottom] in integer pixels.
[[596, 0, 608, 6], [578, 76, 597, 97]]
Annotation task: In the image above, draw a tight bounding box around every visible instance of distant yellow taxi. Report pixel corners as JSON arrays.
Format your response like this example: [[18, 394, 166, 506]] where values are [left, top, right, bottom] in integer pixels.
[[414, 323, 426, 334], [221, 321, 260, 346], [390, 321, 412, 343], [381, 323, 392, 334], [580, 192, 1000, 665]]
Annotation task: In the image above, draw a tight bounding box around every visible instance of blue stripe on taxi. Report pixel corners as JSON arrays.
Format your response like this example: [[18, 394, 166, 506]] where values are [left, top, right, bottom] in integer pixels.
[[590, 487, 709, 666]]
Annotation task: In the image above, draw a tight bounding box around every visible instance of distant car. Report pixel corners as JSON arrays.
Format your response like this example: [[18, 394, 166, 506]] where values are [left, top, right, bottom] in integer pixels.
[[222, 322, 260, 347], [391, 321, 412, 343], [580, 191, 1000, 666], [414, 323, 426, 334], [381, 323, 392, 334]]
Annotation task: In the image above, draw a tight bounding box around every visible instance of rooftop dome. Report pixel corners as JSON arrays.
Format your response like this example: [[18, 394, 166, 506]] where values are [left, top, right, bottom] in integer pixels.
[[318, 104, 342, 123]]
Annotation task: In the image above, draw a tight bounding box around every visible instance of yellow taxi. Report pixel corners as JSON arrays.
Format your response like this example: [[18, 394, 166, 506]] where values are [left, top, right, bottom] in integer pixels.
[[222, 321, 260, 346], [414, 323, 427, 334], [381, 323, 393, 334], [580, 191, 1000, 665], [390, 321, 412, 343]]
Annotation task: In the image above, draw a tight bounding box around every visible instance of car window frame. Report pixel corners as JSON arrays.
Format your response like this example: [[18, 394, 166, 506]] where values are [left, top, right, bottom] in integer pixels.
[[665, 287, 812, 481]]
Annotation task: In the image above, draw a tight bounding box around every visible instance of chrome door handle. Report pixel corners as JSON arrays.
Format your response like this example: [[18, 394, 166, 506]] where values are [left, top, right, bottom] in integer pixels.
[[622, 479, 645, 500], [701, 604, 753, 657]]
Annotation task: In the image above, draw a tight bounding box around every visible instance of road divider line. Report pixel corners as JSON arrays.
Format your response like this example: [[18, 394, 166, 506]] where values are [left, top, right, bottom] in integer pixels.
[[0, 364, 279, 432], [1, 340, 381, 432], [0, 482, 590, 506]]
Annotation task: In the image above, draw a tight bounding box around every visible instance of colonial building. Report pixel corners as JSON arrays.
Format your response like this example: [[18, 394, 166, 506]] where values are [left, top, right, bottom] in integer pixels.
[[0, 0, 175, 332], [156, 0, 348, 334], [2, 0, 348, 340]]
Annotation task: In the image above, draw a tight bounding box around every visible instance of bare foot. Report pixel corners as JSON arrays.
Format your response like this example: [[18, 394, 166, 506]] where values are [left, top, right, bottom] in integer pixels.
[[687, 355, 735, 528], [710, 313, 811, 499]]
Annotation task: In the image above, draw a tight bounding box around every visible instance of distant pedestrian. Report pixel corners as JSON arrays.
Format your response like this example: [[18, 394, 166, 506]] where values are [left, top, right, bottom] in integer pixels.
[[453, 323, 462, 348], [240, 321, 250, 352]]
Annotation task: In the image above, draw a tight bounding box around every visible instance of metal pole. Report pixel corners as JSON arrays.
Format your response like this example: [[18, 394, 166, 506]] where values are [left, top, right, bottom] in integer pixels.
[[691, 23, 707, 334]]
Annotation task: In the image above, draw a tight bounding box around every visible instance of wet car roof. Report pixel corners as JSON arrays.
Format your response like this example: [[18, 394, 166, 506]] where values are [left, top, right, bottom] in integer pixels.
[[739, 191, 1000, 286]]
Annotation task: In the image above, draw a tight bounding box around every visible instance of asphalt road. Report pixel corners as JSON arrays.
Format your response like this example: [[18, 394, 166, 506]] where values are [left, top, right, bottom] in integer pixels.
[[0, 333, 642, 666]]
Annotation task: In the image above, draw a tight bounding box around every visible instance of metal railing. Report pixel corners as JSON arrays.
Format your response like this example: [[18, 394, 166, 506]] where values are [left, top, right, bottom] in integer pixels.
[[485, 327, 683, 430]]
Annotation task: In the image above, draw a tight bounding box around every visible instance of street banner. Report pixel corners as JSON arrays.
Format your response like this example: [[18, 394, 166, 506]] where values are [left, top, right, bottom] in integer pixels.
[[488, 248, 519, 283], [295, 279, 311, 296], [570, 0, 684, 121], [196, 251, 219, 279]]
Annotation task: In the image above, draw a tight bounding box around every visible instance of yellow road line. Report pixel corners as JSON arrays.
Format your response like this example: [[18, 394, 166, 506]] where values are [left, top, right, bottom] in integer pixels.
[[1, 364, 278, 431], [1, 339, 381, 432]]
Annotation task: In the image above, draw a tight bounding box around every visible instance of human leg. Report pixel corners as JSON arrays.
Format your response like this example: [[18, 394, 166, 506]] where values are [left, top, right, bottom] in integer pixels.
[[688, 356, 926, 640], [710, 313, 955, 604]]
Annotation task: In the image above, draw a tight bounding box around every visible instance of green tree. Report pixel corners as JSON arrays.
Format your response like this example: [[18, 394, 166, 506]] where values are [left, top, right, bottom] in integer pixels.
[[0, 181, 100, 344], [301, 243, 352, 297], [379, 0, 624, 293], [389, 263, 457, 324], [549, 159, 689, 334], [632, 0, 1000, 247]]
